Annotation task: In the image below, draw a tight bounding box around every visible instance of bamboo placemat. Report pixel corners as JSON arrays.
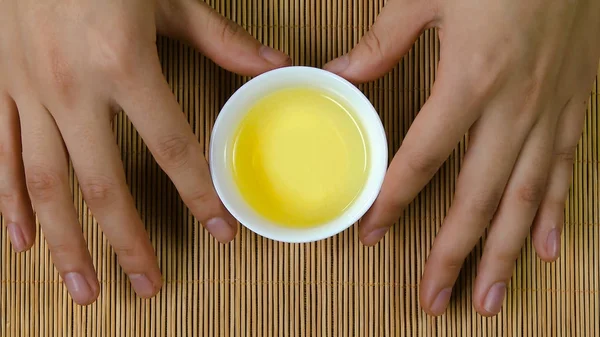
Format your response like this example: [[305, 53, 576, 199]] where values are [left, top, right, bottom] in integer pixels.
[[1, 0, 599, 336]]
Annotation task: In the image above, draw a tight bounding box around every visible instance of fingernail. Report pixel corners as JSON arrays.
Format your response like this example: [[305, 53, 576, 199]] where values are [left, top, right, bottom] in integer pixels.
[[546, 228, 560, 260], [362, 227, 388, 246], [7, 223, 27, 252], [430, 288, 452, 315], [64, 272, 94, 305], [205, 217, 236, 243], [484, 283, 506, 315], [129, 274, 156, 298], [259, 46, 291, 66], [324, 54, 350, 74]]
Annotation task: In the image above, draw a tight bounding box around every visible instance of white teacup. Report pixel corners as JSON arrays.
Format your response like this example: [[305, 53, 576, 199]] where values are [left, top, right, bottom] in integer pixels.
[[210, 66, 387, 243]]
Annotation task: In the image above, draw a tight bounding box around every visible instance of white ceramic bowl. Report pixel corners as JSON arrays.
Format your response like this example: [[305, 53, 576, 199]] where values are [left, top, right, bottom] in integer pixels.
[[210, 66, 387, 243]]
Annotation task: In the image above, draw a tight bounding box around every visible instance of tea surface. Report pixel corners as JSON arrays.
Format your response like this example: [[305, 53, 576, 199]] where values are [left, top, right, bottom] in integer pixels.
[[231, 87, 369, 227]]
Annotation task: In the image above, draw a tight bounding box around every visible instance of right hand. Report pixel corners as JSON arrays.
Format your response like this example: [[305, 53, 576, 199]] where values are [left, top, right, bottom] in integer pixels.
[[0, 0, 291, 305], [324, 0, 599, 316]]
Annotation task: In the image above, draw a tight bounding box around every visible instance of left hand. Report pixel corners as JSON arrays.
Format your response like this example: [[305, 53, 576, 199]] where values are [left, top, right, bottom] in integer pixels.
[[0, 0, 290, 305], [325, 0, 599, 316]]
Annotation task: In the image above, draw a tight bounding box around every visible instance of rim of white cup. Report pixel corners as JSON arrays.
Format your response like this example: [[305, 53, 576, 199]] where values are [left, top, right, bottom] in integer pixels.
[[210, 66, 387, 243]]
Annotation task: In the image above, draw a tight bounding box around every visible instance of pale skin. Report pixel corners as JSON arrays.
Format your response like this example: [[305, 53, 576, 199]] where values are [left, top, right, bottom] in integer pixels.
[[0, 0, 598, 317], [0, 0, 291, 305], [324, 0, 600, 316]]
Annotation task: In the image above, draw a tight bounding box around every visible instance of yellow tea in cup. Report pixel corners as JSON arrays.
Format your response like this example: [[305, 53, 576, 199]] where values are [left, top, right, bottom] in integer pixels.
[[230, 87, 369, 227]]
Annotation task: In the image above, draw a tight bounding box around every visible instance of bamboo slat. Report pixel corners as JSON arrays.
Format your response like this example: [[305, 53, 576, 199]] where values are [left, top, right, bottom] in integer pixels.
[[1, 0, 599, 336]]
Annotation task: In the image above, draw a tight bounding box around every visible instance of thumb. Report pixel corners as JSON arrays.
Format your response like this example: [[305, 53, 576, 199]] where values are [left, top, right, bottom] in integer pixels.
[[158, 1, 291, 76], [324, 0, 436, 83]]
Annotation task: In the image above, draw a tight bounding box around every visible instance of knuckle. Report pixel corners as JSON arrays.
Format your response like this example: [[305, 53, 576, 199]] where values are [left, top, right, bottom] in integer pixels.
[[93, 36, 137, 80], [468, 52, 499, 75], [185, 186, 217, 209], [48, 242, 85, 272], [522, 77, 543, 103], [113, 245, 138, 260], [406, 150, 442, 177], [514, 76, 545, 119], [466, 190, 503, 220], [0, 142, 7, 161], [554, 146, 577, 163], [45, 48, 77, 105], [156, 1, 182, 31], [471, 197, 499, 219], [79, 175, 118, 207], [498, 249, 519, 265], [464, 52, 506, 98], [112, 240, 148, 265], [383, 198, 406, 217], [515, 182, 545, 205], [48, 242, 73, 258], [547, 200, 568, 216], [487, 250, 520, 271], [26, 167, 63, 201], [154, 134, 191, 169], [436, 252, 464, 273], [377, 186, 409, 217], [214, 14, 242, 44], [0, 190, 16, 207], [361, 29, 386, 59]]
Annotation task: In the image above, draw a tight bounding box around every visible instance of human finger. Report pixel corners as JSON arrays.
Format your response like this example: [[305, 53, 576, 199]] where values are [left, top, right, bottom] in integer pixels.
[[53, 105, 162, 298], [157, 0, 291, 76], [473, 114, 556, 316], [19, 101, 99, 305], [116, 58, 237, 243], [324, 0, 436, 82], [0, 92, 35, 252]]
